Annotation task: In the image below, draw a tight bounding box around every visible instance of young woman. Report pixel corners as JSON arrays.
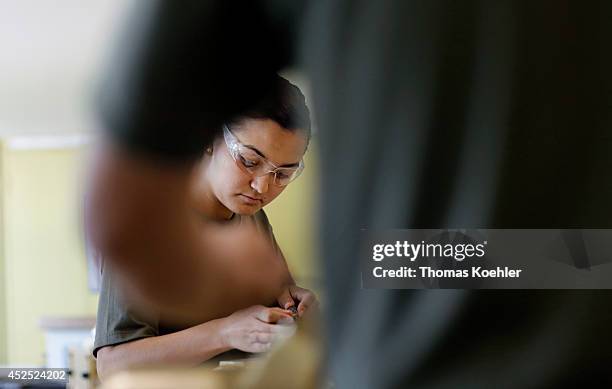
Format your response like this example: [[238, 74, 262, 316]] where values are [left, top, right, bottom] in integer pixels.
[[93, 76, 318, 379]]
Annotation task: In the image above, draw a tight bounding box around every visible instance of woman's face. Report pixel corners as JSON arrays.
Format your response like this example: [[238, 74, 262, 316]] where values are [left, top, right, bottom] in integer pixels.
[[205, 118, 308, 216]]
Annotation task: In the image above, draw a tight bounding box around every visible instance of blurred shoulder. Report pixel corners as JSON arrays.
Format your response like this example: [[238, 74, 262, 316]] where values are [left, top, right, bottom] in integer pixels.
[[236, 209, 274, 235]]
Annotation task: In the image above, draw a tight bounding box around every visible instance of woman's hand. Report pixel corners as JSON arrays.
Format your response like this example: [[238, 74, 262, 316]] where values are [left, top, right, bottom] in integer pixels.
[[220, 305, 294, 353], [277, 285, 319, 318]]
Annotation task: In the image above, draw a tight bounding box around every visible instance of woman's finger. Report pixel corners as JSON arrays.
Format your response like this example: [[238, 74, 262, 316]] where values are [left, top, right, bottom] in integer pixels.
[[289, 285, 318, 302], [296, 291, 317, 316], [255, 307, 293, 323], [286, 285, 319, 316], [277, 287, 295, 309]]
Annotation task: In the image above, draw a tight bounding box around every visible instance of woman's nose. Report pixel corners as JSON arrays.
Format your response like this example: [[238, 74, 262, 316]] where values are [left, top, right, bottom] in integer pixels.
[[250, 174, 272, 194]]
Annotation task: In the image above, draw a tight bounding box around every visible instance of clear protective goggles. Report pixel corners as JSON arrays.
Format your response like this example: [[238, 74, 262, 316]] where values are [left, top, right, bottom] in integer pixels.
[[223, 125, 304, 187]]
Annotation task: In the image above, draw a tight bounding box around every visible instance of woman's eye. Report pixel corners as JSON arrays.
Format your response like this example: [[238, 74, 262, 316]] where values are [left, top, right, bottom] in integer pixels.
[[239, 155, 259, 168], [276, 171, 290, 179]]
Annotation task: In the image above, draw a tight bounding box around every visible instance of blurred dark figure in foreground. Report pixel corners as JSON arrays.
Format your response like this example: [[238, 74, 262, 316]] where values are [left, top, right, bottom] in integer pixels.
[[90, 1, 612, 388]]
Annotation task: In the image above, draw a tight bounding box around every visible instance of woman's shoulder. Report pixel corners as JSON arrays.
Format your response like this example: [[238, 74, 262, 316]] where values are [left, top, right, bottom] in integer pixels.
[[252, 209, 271, 226], [236, 210, 274, 235]]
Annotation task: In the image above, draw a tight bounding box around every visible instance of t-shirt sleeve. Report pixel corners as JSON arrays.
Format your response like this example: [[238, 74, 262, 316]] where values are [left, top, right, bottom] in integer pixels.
[[93, 262, 159, 358], [252, 210, 295, 284], [252, 210, 280, 251]]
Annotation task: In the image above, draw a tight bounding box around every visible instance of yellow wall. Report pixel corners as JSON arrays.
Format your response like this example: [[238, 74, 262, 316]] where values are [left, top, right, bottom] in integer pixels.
[[264, 140, 321, 293], [0, 141, 98, 365]]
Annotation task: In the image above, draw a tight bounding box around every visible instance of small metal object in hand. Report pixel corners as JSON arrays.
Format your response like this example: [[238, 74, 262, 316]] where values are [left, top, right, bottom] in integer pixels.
[[288, 305, 298, 318]]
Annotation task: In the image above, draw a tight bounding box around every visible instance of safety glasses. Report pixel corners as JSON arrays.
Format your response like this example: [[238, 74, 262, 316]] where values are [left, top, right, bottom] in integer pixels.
[[222, 125, 304, 186]]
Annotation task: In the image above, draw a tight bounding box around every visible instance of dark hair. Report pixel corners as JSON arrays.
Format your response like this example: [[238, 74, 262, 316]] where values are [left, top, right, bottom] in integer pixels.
[[228, 75, 311, 140]]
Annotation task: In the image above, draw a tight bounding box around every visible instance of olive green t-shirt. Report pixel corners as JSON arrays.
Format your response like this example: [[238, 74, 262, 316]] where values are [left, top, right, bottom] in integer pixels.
[[93, 210, 284, 361]]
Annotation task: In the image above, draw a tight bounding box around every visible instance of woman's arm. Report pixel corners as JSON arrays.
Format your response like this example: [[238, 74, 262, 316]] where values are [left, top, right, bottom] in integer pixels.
[[96, 317, 228, 381], [96, 305, 293, 381]]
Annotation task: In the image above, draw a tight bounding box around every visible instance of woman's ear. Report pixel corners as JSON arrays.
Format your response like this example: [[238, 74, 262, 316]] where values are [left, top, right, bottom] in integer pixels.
[[206, 146, 213, 155]]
